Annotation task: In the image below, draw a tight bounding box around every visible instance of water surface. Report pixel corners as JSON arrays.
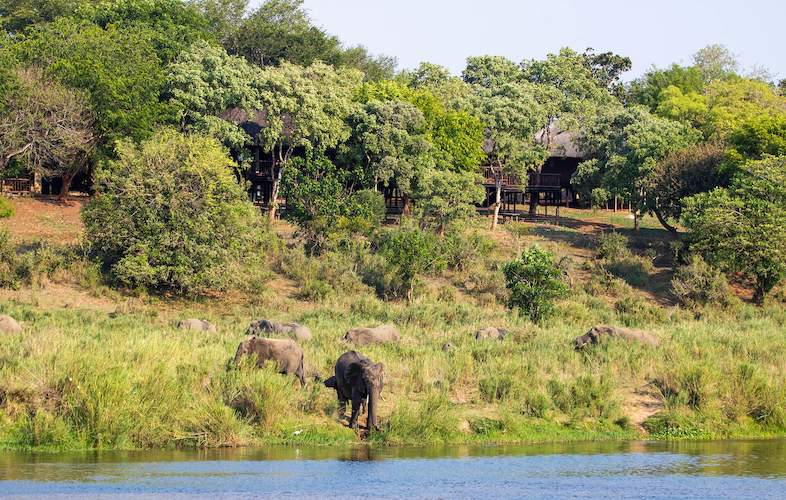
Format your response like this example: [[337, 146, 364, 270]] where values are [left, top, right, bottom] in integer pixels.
[[2, 440, 786, 498]]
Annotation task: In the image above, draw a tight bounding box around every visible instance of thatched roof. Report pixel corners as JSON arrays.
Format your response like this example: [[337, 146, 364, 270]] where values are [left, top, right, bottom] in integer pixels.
[[535, 122, 584, 159]]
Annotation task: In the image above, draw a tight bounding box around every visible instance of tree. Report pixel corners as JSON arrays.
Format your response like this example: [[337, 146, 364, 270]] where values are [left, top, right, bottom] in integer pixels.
[[574, 106, 698, 230], [228, 0, 342, 67], [338, 45, 397, 82], [282, 151, 384, 252], [503, 245, 568, 323], [682, 156, 786, 303], [374, 226, 445, 301], [343, 99, 431, 202], [414, 167, 484, 237], [82, 128, 260, 293], [190, 0, 249, 45], [15, 18, 171, 144], [726, 114, 786, 168], [521, 47, 615, 213], [693, 44, 738, 83], [255, 61, 361, 219], [627, 64, 705, 112], [166, 40, 260, 151], [462, 55, 520, 89], [582, 48, 632, 96], [0, 67, 96, 197], [702, 78, 786, 139], [649, 142, 726, 232]]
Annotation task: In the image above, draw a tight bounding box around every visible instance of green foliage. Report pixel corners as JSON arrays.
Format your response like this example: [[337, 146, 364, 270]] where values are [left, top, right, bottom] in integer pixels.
[[683, 155, 786, 302], [650, 142, 726, 226], [628, 64, 705, 112], [414, 168, 484, 235], [594, 232, 629, 261], [370, 226, 446, 300], [502, 246, 568, 323], [15, 18, 171, 144], [0, 196, 14, 218], [574, 105, 699, 228], [590, 187, 610, 210], [81, 129, 261, 294], [282, 152, 384, 253], [671, 254, 732, 308], [726, 113, 786, 169], [166, 40, 260, 150]]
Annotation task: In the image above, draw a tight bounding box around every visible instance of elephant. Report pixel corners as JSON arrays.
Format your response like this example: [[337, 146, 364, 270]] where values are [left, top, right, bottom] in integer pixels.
[[247, 319, 312, 341], [177, 318, 217, 333], [475, 327, 507, 341], [233, 336, 306, 386], [343, 325, 400, 346], [0, 315, 21, 334], [325, 351, 385, 430], [574, 325, 660, 350]]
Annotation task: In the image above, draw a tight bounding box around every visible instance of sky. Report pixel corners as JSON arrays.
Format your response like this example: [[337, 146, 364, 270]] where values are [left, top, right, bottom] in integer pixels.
[[251, 0, 786, 81]]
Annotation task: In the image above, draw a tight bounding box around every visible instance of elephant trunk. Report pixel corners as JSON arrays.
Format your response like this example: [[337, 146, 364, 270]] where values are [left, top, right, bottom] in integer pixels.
[[367, 389, 380, 430]]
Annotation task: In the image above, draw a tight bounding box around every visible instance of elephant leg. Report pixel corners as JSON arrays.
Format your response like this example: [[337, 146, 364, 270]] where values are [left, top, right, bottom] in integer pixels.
[[338, 397, 347, 420], [349, 391, 364, 429]]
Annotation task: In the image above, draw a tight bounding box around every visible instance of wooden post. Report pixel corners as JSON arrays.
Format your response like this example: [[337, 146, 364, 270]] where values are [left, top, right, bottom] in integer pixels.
[[613, 195, 618, 212]]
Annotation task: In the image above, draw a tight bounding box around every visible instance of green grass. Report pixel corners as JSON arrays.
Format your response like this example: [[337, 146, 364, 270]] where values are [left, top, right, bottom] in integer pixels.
[[0, 217, 785, 451]]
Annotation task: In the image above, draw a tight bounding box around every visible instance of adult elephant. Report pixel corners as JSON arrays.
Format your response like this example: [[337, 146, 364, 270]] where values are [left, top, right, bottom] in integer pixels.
[[324, 351, 385, 430], [233, 336, 306, 386]]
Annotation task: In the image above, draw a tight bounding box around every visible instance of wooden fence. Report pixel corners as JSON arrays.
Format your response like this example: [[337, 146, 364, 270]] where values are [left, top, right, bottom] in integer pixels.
[[0, 178, 32, 194]]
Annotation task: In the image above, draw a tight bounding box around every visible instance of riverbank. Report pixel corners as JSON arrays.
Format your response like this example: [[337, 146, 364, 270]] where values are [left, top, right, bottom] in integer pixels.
[[1, 203, 785, 451]]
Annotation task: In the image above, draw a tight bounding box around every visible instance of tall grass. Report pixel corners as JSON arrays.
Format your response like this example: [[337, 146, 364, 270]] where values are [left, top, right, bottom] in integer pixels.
[[0, 217, 785, 451]]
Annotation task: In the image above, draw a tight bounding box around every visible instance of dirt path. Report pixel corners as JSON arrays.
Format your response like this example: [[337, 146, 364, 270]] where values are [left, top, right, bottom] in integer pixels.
[[621, 383, 664, 433]]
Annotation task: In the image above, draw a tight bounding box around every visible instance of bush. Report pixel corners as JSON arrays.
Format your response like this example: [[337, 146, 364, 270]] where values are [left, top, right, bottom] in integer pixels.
[[595, 232, 630, 261], [369, 226, 446, 300], [442, 231, 495, 272], [606, 255, 653, 287], [82, 129, 262, 294], [671, 254, 732, 308], [0, 196, 14, 218], [502, 246, 568, 323], [682, 155, 786, 302], [614, 294, 666, 326]]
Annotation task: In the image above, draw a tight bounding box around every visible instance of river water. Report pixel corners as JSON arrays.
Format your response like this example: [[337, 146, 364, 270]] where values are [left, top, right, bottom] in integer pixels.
[[1, 440, 786, 499]]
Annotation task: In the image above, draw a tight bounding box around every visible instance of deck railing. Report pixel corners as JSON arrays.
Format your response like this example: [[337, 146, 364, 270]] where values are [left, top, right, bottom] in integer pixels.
[[527, 173, 561, 189], [481, 168, 562, 190], [0, 178, 32, 194]]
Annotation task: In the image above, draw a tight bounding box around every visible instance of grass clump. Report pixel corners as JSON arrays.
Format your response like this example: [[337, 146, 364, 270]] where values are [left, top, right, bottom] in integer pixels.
[[0, 196, 14, 218], [671, 254, 733, 308]]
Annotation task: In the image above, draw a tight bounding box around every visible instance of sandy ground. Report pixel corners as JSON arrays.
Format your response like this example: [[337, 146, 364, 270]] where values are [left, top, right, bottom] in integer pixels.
[[0, 196, 87, 243]]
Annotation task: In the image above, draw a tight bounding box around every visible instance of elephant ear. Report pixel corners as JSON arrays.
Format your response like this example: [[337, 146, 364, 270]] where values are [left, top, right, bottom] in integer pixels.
[[346, 362, 366, 392]]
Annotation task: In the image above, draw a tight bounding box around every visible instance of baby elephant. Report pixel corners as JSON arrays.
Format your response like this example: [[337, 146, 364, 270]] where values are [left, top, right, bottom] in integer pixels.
[[247, 319, 312, 341], [325, 351, 385, 430], [574, 325, 660, 350], [344, 325, 400, 346], [177, 318, 217, 333], [234, 336, 306, 386]]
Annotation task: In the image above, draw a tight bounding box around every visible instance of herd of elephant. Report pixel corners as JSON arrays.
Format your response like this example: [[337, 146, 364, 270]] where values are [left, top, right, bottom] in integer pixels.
[[177, 316, 660, 432]]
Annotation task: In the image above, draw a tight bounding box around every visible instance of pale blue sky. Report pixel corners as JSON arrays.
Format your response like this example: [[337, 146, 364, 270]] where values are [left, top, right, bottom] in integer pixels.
[[251, 0, 785, 81]]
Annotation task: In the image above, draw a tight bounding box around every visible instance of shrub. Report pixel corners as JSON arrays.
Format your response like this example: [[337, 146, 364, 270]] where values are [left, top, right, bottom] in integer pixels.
[[606, 255, 653, 287], [502, 246, 568, 323], [442, 231, 495, 272], [595, 232, 630, 261], [682, 155, 786, 302], [0, 196, 14, 218], [369, 226, 446, 300], [671, 254, 733, 308], [591, 188, 610, 210], [614, 295, 666, 326], [82, 129, 262, 294]]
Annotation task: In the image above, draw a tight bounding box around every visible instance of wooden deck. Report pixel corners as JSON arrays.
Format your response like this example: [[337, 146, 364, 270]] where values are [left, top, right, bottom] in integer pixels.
[[0, 178, 33, 195]]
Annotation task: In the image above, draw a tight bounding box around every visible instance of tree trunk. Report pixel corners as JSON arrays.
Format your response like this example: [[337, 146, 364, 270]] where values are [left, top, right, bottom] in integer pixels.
[[653, 207, 678, 234], [268, 165, 284, 222], [491, 181, 502, 231], [402, 194, 412, 215], [753, 284, 765, 304], [59, 170, 76, 200], [633, 211, 641, 231], [528, 192, 538, 216]]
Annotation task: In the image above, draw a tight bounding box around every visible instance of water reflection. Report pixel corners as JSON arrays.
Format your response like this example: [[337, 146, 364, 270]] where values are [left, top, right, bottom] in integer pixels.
[[1, 439, 785, 498]]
